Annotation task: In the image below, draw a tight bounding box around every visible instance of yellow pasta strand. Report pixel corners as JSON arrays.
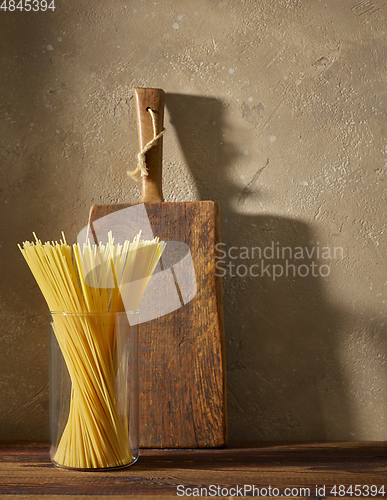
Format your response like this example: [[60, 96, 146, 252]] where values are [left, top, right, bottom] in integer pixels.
[[19, 232, 165, 469]]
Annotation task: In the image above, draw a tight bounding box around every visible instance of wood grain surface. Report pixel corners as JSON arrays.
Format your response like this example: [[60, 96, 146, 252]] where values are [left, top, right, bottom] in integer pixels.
[[88, 201, 226, 448], [134, 88, 165, 204], [0, 442, 386, 497], [87, 87, 226, 448]]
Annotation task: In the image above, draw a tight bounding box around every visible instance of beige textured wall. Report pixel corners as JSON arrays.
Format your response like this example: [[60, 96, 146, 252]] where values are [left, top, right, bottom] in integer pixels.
[[1, 0, 386, 442]]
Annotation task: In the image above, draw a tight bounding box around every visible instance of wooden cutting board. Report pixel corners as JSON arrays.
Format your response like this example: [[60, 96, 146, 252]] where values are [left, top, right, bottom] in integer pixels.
[[87, 87, 226, 448]]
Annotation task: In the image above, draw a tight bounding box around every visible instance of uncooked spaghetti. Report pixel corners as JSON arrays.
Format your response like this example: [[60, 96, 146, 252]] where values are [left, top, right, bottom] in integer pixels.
[[19, 232, 165, 469]]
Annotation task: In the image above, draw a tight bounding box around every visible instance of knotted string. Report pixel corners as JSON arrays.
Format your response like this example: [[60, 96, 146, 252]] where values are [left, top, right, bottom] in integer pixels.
[[128, 107, 165, 180]]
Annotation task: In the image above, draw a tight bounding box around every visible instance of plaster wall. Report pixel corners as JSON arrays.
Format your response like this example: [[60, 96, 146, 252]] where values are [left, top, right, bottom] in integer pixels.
[[0, 0, 386, 441]]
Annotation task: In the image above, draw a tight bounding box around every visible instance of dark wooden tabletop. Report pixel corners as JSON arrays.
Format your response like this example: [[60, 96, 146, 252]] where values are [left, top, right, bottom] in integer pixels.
[[0, 442, 386, 498]]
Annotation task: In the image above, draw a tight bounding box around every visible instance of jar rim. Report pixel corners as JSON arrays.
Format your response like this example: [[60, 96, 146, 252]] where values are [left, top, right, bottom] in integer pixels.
[[50, 310, 139, 316]]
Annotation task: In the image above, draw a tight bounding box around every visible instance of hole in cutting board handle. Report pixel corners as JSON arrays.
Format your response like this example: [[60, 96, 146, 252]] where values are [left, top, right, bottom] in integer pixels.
[[146, 106, 151, 111]]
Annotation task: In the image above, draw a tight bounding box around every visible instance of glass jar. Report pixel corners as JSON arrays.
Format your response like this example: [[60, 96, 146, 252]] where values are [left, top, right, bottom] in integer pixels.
[[49, 311, 139, 470]]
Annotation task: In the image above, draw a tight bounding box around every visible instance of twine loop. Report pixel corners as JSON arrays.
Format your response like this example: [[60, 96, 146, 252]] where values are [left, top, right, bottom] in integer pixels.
[[128, 107, 165, 180]]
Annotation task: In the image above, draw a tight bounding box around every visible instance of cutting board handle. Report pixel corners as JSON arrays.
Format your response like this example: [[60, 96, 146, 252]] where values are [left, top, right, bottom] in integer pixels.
[[134, 87, 165, 203]]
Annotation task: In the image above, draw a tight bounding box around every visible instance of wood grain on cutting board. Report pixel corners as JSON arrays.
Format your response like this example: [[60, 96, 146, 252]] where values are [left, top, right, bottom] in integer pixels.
[[88, 88, 227, 448]]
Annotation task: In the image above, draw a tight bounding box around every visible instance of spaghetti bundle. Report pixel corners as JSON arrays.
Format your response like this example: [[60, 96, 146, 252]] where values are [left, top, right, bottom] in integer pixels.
[[19, 232, 165, 469]]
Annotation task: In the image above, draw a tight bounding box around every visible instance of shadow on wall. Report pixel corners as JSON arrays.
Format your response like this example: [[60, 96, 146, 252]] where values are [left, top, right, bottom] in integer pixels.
[[166, 93, 354, 442]]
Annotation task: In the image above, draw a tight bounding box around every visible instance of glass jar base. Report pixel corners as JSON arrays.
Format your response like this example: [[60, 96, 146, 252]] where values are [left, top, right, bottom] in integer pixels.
[[51, 453, 139, 472]]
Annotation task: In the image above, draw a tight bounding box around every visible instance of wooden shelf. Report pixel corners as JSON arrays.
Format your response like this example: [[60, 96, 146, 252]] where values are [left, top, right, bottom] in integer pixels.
[[0, 442, 386, 497]]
